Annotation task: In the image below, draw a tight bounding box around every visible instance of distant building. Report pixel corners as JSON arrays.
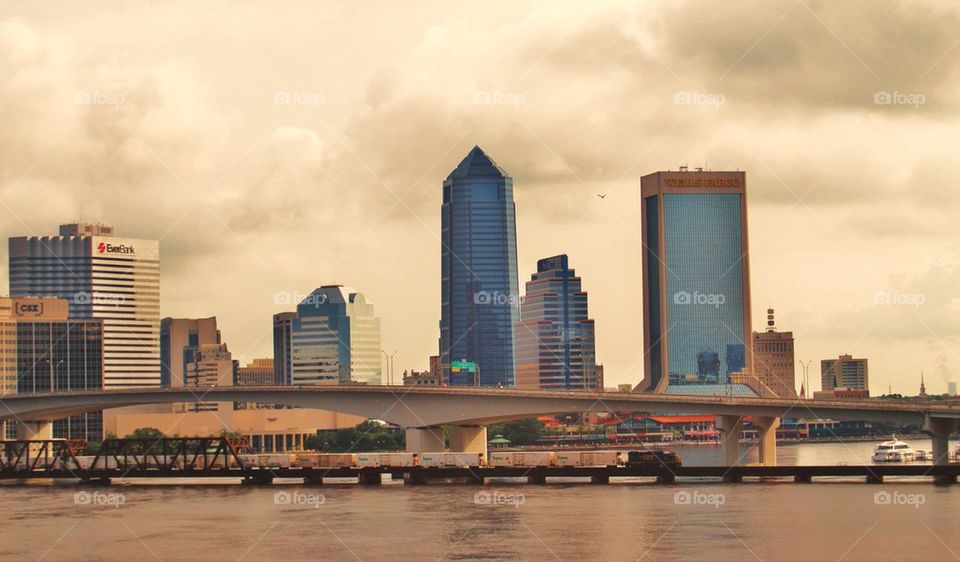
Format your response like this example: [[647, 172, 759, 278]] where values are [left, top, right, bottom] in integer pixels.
[[236, 358, 275, 386], [403, 355, 442, 386], [273, 312, 296, 385], [638, 170, 752, 394], [439, 146, 520, 387], [161, 317, 221, 388], [515, 255, 599, 390], [0, 296, 104, 440], [9, 223, 160, 388], [750, 309, 796, 397], [919, 371, 927, 398], [949, 382, 957, 397], [183, 343, 236, 412], [291, 286, 381, 385], [820, 354, 869, 392]]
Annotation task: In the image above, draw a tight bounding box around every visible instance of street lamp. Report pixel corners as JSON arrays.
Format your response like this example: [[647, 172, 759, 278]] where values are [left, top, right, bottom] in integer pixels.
[[381, 350, 397, 385], [798, 360, 812, 399]]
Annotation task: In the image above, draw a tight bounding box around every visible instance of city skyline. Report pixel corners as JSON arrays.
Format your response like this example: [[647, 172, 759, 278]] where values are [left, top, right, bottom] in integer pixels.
[[1, 3, 959, 395]]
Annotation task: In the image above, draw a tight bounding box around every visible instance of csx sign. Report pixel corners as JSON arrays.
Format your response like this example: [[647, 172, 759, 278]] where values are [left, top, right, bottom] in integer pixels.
[[15, 302, 43, 316]]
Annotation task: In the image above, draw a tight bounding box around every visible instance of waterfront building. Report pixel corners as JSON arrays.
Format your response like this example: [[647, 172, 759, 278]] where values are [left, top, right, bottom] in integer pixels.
[[0, 296, 103, 440], [515, 255, 599, 390], [750, 309, 796, 397], [638, 169, 752, 394], [273, 312, 296, 385], [439, 146, 520, 387], [290, 286, 381, 385], [9, 223, 160, 388], [160, 317, 221, 388], [820, 354, 869, 392]]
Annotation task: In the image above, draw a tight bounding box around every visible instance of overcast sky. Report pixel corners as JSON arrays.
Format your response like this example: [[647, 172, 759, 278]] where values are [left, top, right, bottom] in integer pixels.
[[2, 0, 959, 394]]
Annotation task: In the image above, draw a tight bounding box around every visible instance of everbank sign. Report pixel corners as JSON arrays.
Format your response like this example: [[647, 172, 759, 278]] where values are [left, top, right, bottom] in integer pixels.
[[96, 241, 136, 255]]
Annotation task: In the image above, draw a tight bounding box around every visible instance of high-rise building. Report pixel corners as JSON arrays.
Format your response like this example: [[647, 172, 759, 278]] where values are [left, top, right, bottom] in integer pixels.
[[0, 297, 104, 440], [160, 317, 221, 388], [515, 255, 598, 390], [183, 342, 235, 412], [291, 286, 381, 385], [949, 382, 957, 397], [821, 354, 868, 392], [750, 309, 796, 397], [9, 223, 160, 388], [273, 312, 296, 385], [638, 170, 753, 395], [439, 146, 520, 387]]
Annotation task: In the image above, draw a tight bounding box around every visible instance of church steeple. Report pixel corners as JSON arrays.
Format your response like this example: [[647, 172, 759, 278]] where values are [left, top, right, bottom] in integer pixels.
[[919, 369, 927, 398]]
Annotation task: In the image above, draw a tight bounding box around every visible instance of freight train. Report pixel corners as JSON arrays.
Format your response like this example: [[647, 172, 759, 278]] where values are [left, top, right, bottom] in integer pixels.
[[236, 449, 682, 470]]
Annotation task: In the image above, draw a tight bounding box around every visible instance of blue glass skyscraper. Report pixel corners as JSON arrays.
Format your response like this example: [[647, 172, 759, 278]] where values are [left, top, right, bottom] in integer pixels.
[[639, 170, 753, 395], [440, 146, 519, 386]]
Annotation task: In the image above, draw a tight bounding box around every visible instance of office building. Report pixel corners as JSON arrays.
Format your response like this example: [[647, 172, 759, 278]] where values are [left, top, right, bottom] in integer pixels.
[[160, 317, 221, 388], [0, 297, 104, 440], [183, 343, 236, 412], [440, 146, 520, 386], [515, 255, 599, 390], [821, 354, 869, 392], [236, 358, 275, 386], [949, 382, 957, 397], [638, 170, 753, 395], [291, 286, 381, 385], [273, 312, 296, 385], [750, 309, 796, 397], [9, 223, 160, 388]]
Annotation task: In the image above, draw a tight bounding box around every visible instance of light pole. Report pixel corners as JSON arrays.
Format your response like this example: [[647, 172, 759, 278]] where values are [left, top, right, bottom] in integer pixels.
[[381, 350, 397, 385], [798, 360, 812, 398]]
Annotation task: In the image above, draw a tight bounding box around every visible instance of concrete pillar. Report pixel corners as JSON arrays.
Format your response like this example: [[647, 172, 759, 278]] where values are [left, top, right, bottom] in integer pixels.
[[716, 415, 745, 467], [753, 416, 781, 467], [405, 427, 445, 453], [16, 421, 53, 440], [358, 471, 382, 485], [922, 416, 959, 484], [448, 426, 487, 457]]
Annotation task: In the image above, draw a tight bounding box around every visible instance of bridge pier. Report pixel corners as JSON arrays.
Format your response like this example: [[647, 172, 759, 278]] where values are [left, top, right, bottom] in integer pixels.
[[716, 415, 744, 472], [923, 415, 959, 484], [358, 471, 382, 485], [405, 427, 445, 453], [753, 416, 781, 466], [448, 426, 487, 457]]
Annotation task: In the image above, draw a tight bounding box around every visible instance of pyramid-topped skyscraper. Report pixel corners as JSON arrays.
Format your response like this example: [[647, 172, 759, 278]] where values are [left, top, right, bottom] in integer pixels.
[[439, 146, 519, 387]]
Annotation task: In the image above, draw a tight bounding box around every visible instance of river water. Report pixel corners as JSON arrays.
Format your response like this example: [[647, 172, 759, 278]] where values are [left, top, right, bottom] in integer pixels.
[[3, 439, 958, 561]]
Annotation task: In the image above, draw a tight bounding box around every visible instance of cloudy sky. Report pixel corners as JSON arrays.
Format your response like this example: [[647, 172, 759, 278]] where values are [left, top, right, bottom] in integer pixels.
[[2, 0, 959, 394]]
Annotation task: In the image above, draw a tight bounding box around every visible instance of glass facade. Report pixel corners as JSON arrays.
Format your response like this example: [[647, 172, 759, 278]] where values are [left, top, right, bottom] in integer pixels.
[[642, 172, 751, 394], [291, 286, 381, 385], [440, 147, 519, 386], [515, 255, 597, 390], [15, 320, 104, 441]]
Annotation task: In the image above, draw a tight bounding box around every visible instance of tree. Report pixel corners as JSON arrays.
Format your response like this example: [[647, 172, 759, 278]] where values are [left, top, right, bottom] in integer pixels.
[[489, 418, 544, 446], [125, 427, 165, 441]]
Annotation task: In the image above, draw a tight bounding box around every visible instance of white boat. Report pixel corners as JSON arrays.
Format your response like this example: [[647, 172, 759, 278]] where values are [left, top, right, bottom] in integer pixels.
[[871, 439, 916, 463]]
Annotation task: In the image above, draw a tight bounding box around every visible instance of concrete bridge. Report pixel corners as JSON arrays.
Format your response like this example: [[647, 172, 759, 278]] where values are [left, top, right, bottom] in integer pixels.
[[3, 385, 958, 469]]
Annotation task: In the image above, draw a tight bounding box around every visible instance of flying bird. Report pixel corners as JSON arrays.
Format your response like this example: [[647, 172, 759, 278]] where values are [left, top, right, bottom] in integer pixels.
[[596, 193, 607, 199]]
